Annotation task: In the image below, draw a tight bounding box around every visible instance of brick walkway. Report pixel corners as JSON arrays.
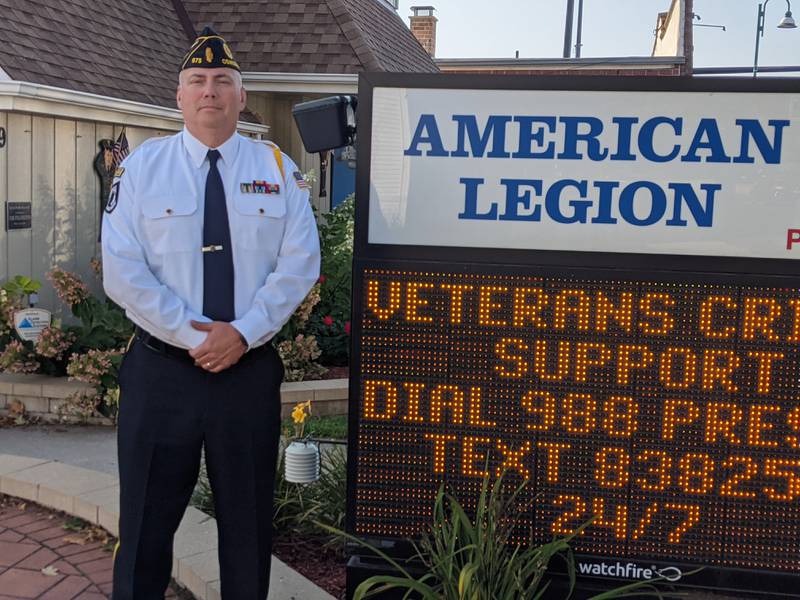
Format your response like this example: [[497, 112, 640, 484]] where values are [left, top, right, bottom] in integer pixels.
[[0, 495, 186, 599]]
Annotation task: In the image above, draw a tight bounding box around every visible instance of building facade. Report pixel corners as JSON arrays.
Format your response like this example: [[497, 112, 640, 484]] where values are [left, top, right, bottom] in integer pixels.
[[0, 0, 436, 314]]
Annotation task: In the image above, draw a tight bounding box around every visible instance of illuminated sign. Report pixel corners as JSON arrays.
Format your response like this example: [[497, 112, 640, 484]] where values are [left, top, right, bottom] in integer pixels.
[[348, 74, 800, 595], [355, 269, 800, 568]]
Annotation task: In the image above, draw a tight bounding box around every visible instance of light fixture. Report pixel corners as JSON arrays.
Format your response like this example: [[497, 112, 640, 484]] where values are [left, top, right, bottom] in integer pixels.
[[292, 96, 358, 153], [754, 0, 798, 77], [778, 10, 797, 27]]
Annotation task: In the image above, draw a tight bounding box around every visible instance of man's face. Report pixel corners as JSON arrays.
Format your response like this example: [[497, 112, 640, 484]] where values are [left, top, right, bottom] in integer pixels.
[[177, 67, 246, 133]]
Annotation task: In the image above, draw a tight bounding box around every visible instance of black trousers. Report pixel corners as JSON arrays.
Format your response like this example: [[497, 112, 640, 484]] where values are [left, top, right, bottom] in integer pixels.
[[112, 338, 284, 600]]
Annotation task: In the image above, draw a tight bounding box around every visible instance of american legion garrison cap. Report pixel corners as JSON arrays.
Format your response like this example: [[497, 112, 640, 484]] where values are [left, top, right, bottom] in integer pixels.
[[181, 26, 241, 72]]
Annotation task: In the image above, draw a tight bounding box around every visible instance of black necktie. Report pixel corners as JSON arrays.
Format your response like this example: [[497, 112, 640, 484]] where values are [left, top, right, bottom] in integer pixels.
[[202, 149, 235, 322]]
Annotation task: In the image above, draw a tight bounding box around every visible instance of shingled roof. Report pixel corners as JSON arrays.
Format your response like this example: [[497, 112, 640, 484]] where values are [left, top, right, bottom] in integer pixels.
[[0, 0, 189, 108], [0, 0, 437, 111], [182, 0, 439, 74]]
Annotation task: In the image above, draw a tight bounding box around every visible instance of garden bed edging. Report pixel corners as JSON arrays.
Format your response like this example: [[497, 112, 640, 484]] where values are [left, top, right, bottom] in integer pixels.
[[0, 373, 350, 424]]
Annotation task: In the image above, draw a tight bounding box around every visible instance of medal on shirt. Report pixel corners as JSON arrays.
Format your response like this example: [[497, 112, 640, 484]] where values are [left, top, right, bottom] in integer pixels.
[[240, 180, 280, 194]]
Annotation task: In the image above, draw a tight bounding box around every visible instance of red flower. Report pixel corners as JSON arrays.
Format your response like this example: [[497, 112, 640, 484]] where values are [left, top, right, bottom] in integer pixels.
[[318, 275, 327, 284], [344, 321, 351, 335], [323, 315, 334, 326]]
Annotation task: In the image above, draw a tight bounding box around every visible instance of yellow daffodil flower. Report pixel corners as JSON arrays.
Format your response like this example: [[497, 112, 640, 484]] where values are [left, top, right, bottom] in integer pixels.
[[292, 405, 307, 424]]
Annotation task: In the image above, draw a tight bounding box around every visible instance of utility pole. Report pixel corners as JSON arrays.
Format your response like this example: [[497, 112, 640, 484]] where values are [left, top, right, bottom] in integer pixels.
[[574, 0, 584, 58], [563, 0, 575, 58]]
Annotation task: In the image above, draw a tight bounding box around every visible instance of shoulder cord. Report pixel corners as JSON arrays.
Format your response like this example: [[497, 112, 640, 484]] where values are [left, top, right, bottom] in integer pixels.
[[271, 146, 285, 183]]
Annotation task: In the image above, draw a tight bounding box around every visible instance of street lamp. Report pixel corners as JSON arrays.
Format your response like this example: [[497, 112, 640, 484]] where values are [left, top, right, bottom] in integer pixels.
[[754, 0, 797, 77], [563, 0, 586, 58]]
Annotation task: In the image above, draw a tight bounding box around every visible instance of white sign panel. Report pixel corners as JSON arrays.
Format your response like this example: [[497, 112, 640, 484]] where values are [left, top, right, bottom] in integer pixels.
[[13, 308, 51, 342], [368, 87, 800, 259]]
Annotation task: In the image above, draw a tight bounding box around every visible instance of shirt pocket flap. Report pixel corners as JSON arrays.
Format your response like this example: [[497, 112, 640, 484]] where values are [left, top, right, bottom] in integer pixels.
[[141, 195, 198, 219], [234, 195, 286, 219]]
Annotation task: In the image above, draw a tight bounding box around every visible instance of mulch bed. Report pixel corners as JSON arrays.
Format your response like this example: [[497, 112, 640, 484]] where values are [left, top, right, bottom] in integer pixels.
[[321, 366, 349, 380], [273, 533, 347, 599]]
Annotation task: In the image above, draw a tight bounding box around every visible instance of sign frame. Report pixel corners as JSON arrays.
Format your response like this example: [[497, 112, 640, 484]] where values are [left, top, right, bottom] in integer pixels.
[[5, 202, 32, 231], [347, 73, 800, 597]]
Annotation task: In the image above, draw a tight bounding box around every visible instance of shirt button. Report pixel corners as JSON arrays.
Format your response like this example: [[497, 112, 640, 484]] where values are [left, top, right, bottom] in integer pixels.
[[166, 208, 173, 215], [258, 208, 265, 215]]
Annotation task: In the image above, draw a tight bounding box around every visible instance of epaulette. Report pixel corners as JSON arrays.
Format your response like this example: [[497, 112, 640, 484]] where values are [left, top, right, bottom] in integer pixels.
[[256, 139, 286, 183]]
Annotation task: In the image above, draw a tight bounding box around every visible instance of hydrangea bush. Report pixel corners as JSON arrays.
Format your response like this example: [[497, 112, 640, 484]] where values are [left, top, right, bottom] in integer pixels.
[[272, 194, 354, 378], [0, 267, 130, 419]]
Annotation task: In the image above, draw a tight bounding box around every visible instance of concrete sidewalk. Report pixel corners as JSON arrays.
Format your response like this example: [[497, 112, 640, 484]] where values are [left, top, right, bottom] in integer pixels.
[[0, 440, 336, 600], [0, 426, 117, 476]]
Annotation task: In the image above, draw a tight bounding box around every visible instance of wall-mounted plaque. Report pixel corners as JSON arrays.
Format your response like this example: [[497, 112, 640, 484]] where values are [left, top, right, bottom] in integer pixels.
[[5, 202, 31, 231]]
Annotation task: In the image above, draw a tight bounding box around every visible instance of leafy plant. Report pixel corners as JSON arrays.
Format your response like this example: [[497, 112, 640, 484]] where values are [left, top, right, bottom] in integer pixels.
[[191, 456, 215, 519], [2, 275, 41, 300], [69, 297, 132, 351], [274, 442, 348, 551], [322, 473, 674, 600], [276, 334, 328, 382], [0, 281, 30, 343], [46, 266, 132, 352], [282, 414, 347, 440], [272, 192, 353, 373], [308, 195, 354, 366], [274, 282, 329, 380], [191, 441, 348, 553], [0, 267, 131, 418]]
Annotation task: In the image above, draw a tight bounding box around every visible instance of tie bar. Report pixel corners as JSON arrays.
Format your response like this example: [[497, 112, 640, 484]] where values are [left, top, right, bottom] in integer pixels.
[[202, 245, 224, 253]]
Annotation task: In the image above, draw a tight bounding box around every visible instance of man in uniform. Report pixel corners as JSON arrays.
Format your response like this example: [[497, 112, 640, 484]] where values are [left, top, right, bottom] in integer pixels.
[[102, 27, 320, 600]]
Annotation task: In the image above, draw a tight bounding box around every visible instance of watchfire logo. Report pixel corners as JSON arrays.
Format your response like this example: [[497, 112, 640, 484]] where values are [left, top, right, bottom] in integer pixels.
[[577, 560, 683, 582]]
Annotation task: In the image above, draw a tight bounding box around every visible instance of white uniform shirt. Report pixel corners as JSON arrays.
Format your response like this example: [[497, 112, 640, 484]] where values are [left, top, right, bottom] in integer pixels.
[[101, 128, 321, 350]]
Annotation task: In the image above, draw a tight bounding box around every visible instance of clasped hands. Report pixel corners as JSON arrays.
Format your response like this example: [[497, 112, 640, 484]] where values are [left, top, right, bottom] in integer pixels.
[[189, 321, 247, 373]]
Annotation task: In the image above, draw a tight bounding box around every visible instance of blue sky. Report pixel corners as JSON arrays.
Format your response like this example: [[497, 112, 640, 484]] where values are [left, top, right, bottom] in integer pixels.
[[396, 0, 800, 68]]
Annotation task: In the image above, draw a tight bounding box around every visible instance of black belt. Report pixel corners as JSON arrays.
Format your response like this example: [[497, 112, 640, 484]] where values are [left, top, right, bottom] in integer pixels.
[[134, 326, 270, 366]]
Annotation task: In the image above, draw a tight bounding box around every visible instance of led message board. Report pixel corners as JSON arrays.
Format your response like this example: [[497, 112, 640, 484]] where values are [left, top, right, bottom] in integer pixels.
[[348, 74, 800, 596]]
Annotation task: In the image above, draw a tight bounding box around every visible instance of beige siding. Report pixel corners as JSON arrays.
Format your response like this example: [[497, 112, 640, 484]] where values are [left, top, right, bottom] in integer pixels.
[[31, 117, 55, 311], [75, 120, 100, 297], [0, 111, 173, 312], [0, 111, 7, 283], [7, 113, 32, 280], [54, 120, 77, 303]]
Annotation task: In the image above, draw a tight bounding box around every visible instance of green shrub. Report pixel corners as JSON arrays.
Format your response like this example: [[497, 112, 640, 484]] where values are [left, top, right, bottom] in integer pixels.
[[0, 267, 131, 419], [307, 195, 354, 366], [281, 414, 347, 440], [325, 473, 673, 600], [273, 442, 347, 550], [193, 441, 348, 553], [191, 457, 215, 519], [2, 275, 41, 299]]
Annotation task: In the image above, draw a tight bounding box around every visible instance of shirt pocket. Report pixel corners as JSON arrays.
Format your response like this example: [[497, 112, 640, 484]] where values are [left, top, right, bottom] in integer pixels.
[[232, 192, 287, 250], [140, 195, 199, 253]]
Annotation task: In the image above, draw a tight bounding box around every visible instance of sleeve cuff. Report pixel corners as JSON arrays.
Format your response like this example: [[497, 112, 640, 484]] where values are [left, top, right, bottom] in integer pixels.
[[174, 315, 212, 349], [231, 311, 270, 350]]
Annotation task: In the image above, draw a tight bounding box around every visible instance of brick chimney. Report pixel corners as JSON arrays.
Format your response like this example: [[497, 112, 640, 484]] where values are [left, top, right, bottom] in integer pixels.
[[410, 6, 437, 57]]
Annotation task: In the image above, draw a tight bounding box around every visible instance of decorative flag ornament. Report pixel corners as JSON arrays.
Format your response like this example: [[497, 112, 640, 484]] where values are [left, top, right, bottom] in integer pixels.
[[112, 127, 129, 168], [181, 26, 241, 72]]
